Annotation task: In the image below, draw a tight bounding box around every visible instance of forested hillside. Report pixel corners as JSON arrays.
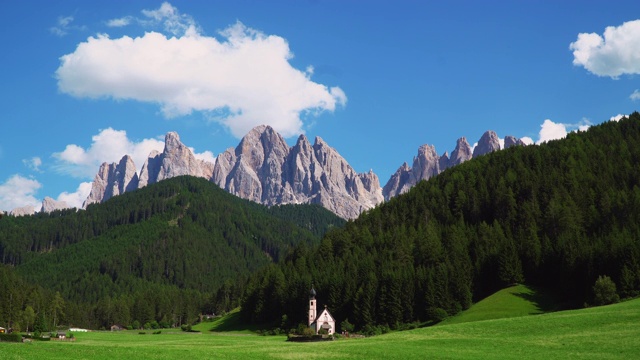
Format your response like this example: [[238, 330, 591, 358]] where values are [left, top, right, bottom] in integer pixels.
[[0, 176, 344, 330], [241, 113, 640, 332]]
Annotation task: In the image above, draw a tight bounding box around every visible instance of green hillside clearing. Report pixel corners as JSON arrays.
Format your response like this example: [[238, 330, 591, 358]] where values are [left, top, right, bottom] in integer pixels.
[[440, 284, 557, 325]]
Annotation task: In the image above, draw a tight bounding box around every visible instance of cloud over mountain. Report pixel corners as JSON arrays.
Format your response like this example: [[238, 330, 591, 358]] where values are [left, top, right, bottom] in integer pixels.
[[56, 3, 346, 138], [0, 175, 41, 212], [53, 128, 165, 179]]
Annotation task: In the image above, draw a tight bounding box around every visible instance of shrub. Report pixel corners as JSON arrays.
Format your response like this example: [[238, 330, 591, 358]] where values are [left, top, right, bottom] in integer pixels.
[[138, 331, 146, 335], [340, 318, 354, 333], [426, 307, 449, 322], [153, 330, 162, 335], [593, 275, 620, 306], [0, 333, 23, 342], [180, 324, 192, 332], [301, 327, 315, 337]]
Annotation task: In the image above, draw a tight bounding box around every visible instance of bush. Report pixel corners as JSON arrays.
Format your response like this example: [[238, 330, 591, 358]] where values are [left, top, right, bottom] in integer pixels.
[[180, 324, 192, 332], [340, 318, 354, 333], [593, 275, 620, 306], [301, 327, 315, 337], [138, 331, 147, 335], [0, 333, 23, 342], [426, 307, 449, 322], [152, 330, 162, 335]]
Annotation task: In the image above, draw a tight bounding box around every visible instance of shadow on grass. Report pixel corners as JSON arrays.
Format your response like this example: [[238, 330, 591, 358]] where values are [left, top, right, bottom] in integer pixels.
[[511, 286, 563, 313], [206, 311, 265, 333]]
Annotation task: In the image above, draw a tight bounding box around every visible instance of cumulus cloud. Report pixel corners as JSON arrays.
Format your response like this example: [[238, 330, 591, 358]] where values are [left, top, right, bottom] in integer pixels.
[[570, 19, 640, 78], [56, 182, 92, 209], [537, 120, 567, 144], [55, 3, 346, 138], [53, 128, 165, 178], [0, 175, 41, 212], [535, 119, 592, 144], [23, 157, 42, 172], [630, 90, 640, 101]]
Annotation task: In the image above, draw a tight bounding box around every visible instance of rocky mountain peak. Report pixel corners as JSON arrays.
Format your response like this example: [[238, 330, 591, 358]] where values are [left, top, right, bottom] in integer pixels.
[[10, 205, 36, 217], [449, 137, 473, 167], [83, 154, 139, 208], [384, 131, 526, 200], [213, 125, 382, 219], [472, 130, 501, 158], [42, 197, 69, 213]]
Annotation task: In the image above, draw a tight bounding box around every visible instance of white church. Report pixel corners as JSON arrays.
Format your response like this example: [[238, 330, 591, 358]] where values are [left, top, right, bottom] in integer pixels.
[[308, 286, 336, 335]]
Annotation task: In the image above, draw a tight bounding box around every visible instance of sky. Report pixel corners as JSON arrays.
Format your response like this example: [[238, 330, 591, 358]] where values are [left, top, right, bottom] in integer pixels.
[[2, 0, 640, 212]]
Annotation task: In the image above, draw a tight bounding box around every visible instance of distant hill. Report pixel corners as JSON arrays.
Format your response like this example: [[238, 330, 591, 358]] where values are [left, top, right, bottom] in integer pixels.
[[0, 176, 344, 329], [241, 113, 640, 332]]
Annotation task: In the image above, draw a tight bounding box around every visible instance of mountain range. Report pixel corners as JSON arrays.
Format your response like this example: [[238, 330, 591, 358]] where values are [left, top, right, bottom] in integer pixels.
[[9, 126, 526, 219]]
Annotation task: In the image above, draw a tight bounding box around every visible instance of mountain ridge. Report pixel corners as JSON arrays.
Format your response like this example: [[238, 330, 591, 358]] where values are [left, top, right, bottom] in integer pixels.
[[10, 126, 527, 218]]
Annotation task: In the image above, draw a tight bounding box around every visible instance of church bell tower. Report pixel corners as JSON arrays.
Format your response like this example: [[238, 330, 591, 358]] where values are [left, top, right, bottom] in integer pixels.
[[308, 285, 317, 326]]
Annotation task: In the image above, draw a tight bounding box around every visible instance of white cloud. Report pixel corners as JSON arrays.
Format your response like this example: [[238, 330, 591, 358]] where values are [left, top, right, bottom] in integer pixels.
[[55, 3, 346, 139], [610, 114, 627, 122], [630, 90, 640, 101], [0, 175, 41, 212], [56, 182, 92, 209], [53, 128, 165, 179], [570, 19, 640, 78], [520, 137, 534, 145], [141, 2, 199, 36], [535, 119, 592, 144], [191, 149, 216, 165], [23, 157, 42, 172], [537, 119, 567, 144], [107, 16, 133, 28]]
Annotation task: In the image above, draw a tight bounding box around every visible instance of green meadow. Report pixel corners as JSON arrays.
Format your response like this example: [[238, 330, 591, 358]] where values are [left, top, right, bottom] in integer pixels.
[[2, 295, 639, 359]]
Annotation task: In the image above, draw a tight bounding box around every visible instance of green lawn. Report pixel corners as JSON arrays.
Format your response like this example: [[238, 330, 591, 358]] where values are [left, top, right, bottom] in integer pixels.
[[2, 298, 639, 359]]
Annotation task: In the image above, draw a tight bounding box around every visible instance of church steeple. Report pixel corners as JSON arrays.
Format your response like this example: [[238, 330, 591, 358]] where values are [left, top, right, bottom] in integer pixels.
[[308, 284, 317, 326]]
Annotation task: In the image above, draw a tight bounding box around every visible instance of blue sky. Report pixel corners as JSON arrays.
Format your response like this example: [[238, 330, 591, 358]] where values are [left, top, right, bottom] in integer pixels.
[[2, 0, 640, 211]]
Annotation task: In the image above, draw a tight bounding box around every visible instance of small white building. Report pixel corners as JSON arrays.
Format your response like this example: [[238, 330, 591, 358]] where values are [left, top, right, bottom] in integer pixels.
[[308, 286, 336, 335]]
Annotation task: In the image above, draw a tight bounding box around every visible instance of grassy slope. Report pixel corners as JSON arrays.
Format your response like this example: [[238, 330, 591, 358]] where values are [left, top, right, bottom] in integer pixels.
[[3, 298, 639, 359], [191, 308, 262, 334], [440, 284, 557, 325]]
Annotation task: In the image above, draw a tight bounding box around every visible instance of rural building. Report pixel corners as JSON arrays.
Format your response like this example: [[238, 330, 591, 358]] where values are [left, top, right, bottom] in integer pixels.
[[110, 324, 125, 331], [308, 286, 335, 335], [0, 326, 5, 333]]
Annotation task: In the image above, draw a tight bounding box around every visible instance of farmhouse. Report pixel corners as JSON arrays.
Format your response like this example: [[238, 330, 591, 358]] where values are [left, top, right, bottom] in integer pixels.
[[308, 286, 335, 335]]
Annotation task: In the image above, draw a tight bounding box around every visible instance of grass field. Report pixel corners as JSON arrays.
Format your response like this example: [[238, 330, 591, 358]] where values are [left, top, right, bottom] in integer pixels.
[[440, 284, 557, 325], [2, 297, 639, 359]]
